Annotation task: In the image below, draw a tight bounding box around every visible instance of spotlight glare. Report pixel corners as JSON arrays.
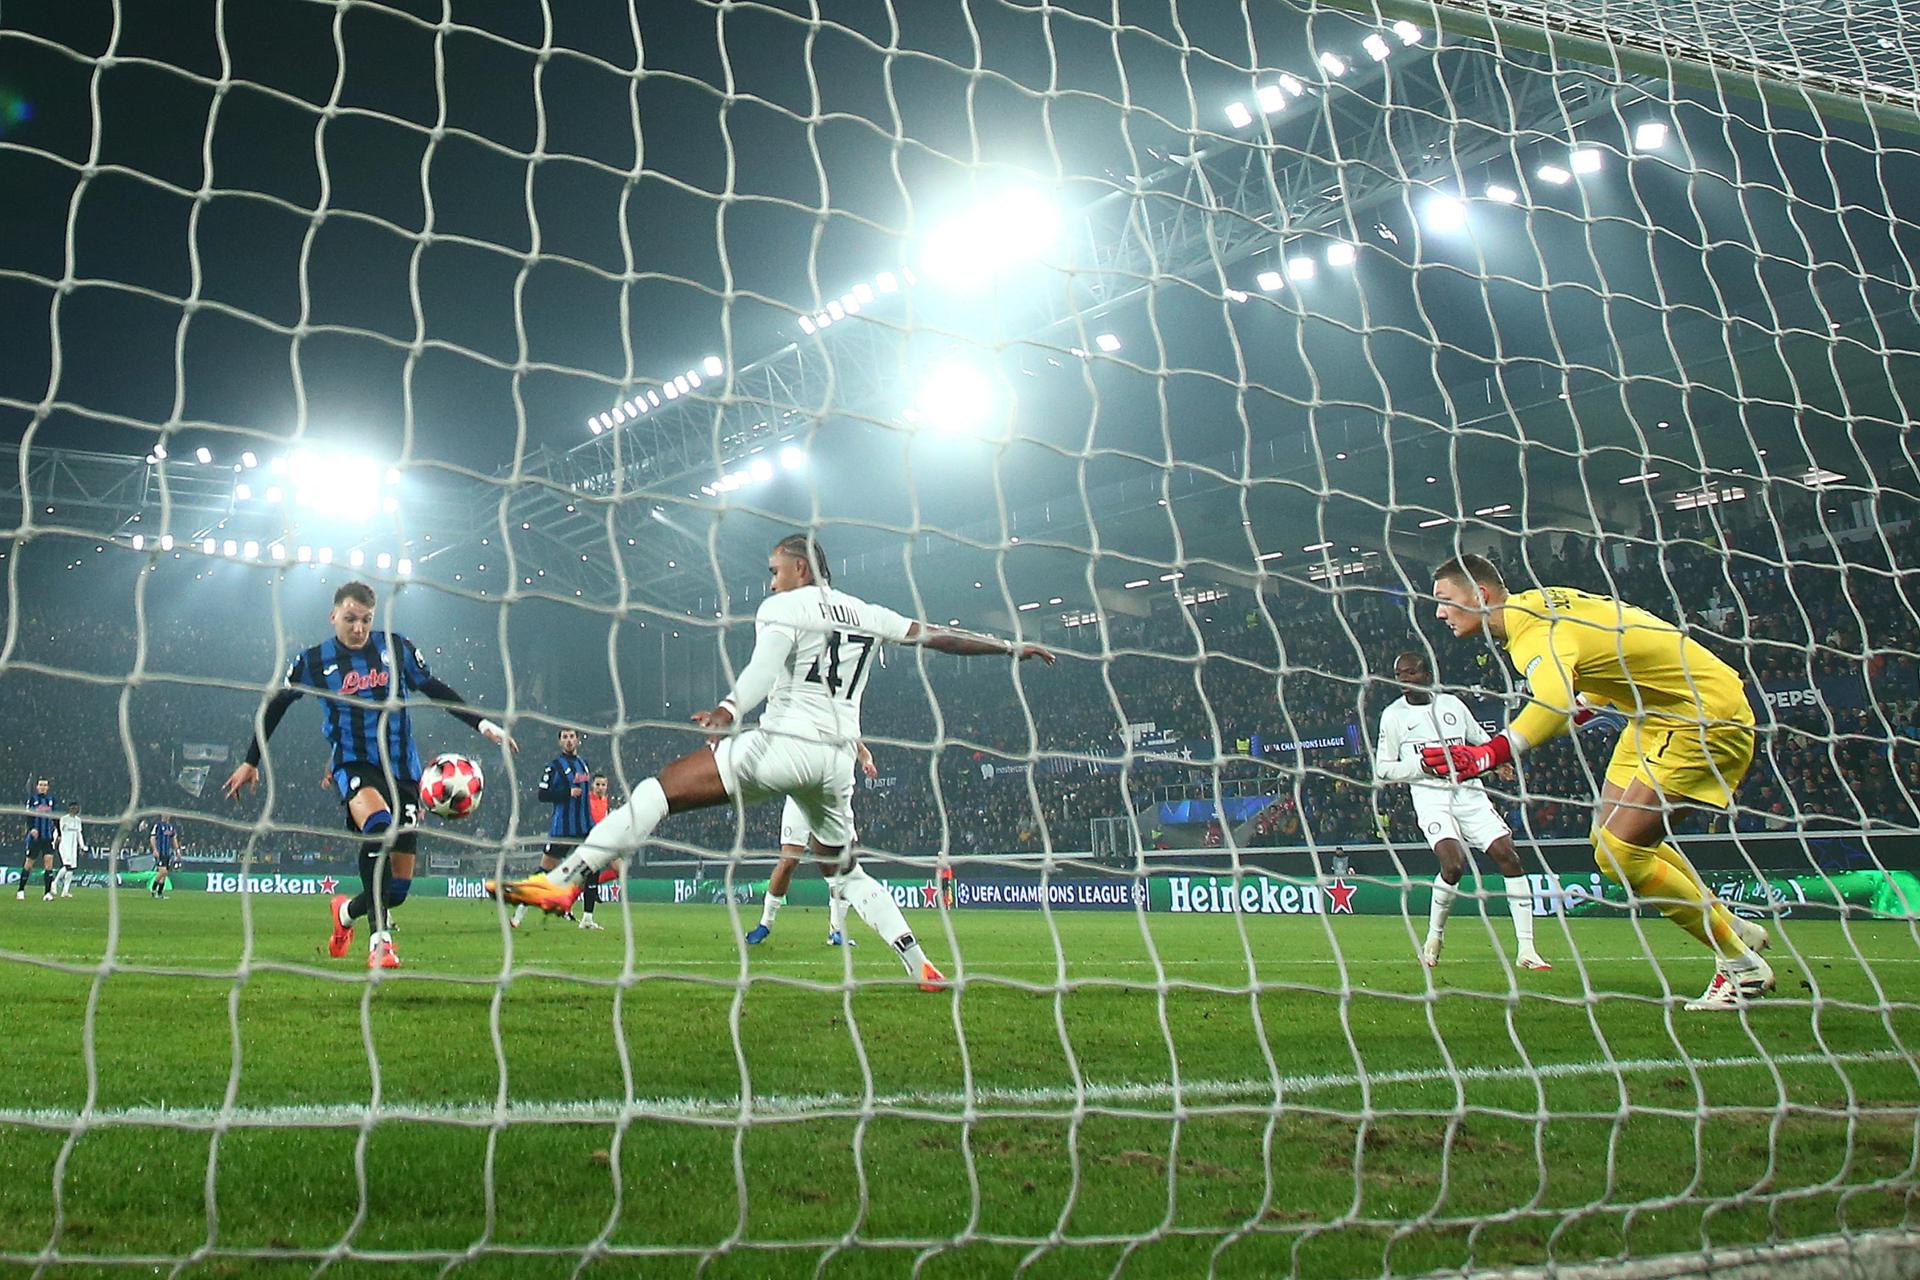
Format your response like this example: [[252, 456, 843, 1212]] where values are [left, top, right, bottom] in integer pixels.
[[1423, 193, 1468, 233], [1570, 148, 1604, 175], [590, 420, 604, 435], [1325, 241, 1356, 266], [234, 483, 251, 501], [1256, 269, 1284, 291], [159, 534, 174, 551], [1536, 163, 1572, 185], [920, 187, 1060, 287], [397, 558, 412, 577], [851, 283, 875, 305], [646, 389, 660, 406], [242, 540, 259, 559], [1634, 120, 1670, 150], [779, 445, 807, 471], [376, 552, 393, 570], [749, 457, 774, 483], [222, 539, 237, 557], [317, 547, 333, 565], [152, 444, 168, 461], [1393, 20, 1422, 44], [1363, 33, 1391, 60], [1317, 50, 1347, 76], [349, 549, 365, 567], [1094, 332, 1122, 352], [131, 534, 144, 551], [1286, 255, 1316, 281], [1486, 183, 1519, 204], [297, 545, 311, 562], [674, 374, 692, 394], [840, 292, 861, 316], [1279, 73, 1304, 97], [240, 451, 258, 469], [663, 383, 679, 400], [270, 543, 286, 561], [912, 362, 994, 434], [1225, 101, 1254, 128], [195, 447, 212, 464], [825, 300, 845, 321], [875, 271, 899, 293], [201, 539, 216, 555], [1255, 85, 1284, 113], [799, 315, 816, 334], [702, 355, 724, 376]]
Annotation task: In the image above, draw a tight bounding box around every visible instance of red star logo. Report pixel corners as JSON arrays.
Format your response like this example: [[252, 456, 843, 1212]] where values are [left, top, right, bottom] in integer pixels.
[[319, 875, 339, 894], [921, 881, 940, 907], [1326, 879, 1357, 914]]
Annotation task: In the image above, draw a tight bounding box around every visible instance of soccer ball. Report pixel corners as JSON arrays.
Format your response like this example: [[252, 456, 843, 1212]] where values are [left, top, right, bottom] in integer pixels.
[[420, 753, 484, 820]]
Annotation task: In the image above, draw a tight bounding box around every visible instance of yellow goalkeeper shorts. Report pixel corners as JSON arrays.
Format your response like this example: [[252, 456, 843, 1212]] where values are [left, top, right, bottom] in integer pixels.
[[1604, 711, 1756, 809]]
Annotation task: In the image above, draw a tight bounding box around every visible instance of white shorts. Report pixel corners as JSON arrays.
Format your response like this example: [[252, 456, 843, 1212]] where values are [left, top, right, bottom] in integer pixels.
[[1413, 790, 1510, 853], [780, 796, 856, 852], [58, 851, 79, 870], [711, 729, 856, 850]]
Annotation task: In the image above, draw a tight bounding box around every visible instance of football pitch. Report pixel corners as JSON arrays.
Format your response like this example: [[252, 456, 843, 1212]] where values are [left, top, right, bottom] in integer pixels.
[[0, 891, 1915, 1278]]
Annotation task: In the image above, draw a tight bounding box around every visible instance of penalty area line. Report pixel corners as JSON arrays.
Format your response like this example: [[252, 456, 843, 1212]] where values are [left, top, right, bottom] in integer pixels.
[[0, 1050, 1910, 1130]]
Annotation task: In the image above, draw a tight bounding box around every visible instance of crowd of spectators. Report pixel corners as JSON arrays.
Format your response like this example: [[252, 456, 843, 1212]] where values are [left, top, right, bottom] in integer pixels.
[[0, 483, 1915, 867]]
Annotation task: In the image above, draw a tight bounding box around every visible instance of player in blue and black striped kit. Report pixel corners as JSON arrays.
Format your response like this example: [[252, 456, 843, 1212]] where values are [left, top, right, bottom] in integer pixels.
[[16, 778, 57, 902], [223, 581, 518, 968], [148, 814, 181, 899], [511, 727, 601, 931]]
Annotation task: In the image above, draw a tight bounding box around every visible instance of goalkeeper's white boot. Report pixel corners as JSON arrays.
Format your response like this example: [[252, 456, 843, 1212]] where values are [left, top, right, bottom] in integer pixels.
[[1420, 934, 1443, 969], [1684, 953, 1775, 1012], [1731, 915, 1770, 953]]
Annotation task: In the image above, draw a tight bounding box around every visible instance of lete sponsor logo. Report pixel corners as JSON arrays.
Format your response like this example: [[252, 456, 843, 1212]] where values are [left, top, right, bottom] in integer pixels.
[[205, 872, 341, 896], [1164, 876, 1355, 915]]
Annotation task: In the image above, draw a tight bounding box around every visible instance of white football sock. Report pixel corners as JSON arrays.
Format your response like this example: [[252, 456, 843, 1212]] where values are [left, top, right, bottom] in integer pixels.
[[829, 885, 849, 935], [760, 892, 785, 928], [835, 868, 929, 976], [511, 903, 527, 925], [556, 778, 669, 884], [369, 929, 392, 950], [337, 898, 354, 928], [1427, 876, 1459, 941], [1504, 875, 1537, 952]]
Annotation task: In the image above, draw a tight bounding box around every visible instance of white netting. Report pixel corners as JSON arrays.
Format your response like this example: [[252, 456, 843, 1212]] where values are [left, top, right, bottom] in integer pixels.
[[0, 0, 1917, 1275]]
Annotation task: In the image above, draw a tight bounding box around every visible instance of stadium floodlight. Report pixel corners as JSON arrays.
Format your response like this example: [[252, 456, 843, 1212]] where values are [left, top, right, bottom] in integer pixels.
[[242, 540, 259, 559], [1286, 255, 1316, 281], [1486, 183, 1519, 204], [1570, 148, 1604, 175], [1317, 50, 1347, 76], [1537, 163, 1572, 184], [1257, 550, 1285, 561], [157, 533, 173, 551], [1363, 33, 1391, 60], [296, 545, 311, 562], [1304, 540, 1333, 551], [612, 407, 627, 424], [674, 374, 692, 393], [195, 447, 212, 464], [663, 382, 679, 400], [1619, 471, 1660, 484], [589, 419, 603, 435], [851, 283, 875, 306], [1418, 515, 1451, 527], [913, 362, 994, 434], [645, 389, 660, 407], [749, 457, 774, 483], [270, 543, 286, 561], [349, 549, 365, 567], [700, 484, 717, 497], [1256, 269, 1284, 291], [1393, 19, 1422, 43], [240, 451, 258, 469], [1279, 73, 1304, 97], [1123, 578, 1150, 588], [840, 292, 862, 316], [779, 445, 807, 471], [1225, 100, 1253, 128], [396, 558, 412, 577], [920, 187, 1060, 287], [151, 444, 167, 461], [234, 483, 251, 501], [130, 534, 144, 551], [1255, 85, 1284, 113], [686, 369, 703, 390], [826, 300, 846, 321], [1423, 193, 1468, 232], [222, 540, 238, 557], [1326, 242, 1356, 267], [815, 312, 833, 328], [623, 399, 640, 415], [1094, 332, 1122, 352], [317, 546, 335, 565], [201, 538, 217, 555], [1634, 120, 1670, 150], [702, 355, 723, 376], [376, 552, 392, 570], [798, 314, 816, 334], [874, 271, 899, 293]]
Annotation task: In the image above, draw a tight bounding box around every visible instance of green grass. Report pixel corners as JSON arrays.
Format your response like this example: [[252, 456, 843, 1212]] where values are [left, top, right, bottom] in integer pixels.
[[0, 890, 1916, 1278]]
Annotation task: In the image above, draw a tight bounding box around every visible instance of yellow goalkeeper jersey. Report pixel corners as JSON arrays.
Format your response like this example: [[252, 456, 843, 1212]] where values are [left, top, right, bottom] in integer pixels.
[[1499, 587, 1752, 748]]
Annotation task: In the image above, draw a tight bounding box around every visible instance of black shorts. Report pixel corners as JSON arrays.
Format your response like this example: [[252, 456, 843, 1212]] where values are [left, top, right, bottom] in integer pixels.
[[153, 851, 176, 869], [332, 768, 421, 835], [26, 833, 50, 859], [543, 839, 580, 864]]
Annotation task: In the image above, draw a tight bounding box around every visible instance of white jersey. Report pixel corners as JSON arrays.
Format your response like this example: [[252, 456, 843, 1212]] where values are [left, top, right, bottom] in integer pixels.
[[745, 585, 914, 745], [1375, 693, 1492, 804], [56, 813, 86, 865]]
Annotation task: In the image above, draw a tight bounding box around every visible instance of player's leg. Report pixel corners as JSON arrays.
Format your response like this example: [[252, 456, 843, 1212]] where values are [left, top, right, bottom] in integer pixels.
[[493, 741, 732, 912], [1596, 777, 1764, 954], [826, 851, 941, 989], [1482, 835, 1547, 968], [748, 848, 803, 945], [41, 852, 55, 900], [512, 849, 564, 927], [1423, 837, 1466, 968], [820, 857, 854, 944], [574, 842, 603, 929], [17, 839, 36, 899], [336, 777, 416, 967]]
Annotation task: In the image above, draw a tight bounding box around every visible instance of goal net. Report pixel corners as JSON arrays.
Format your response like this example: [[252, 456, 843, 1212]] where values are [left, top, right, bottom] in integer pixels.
[[0, 0, 1916, 1275]]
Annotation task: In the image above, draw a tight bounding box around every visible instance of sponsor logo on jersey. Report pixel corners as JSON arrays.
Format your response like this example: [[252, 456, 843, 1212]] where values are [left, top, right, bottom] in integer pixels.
[[339, 668, 391, 696]]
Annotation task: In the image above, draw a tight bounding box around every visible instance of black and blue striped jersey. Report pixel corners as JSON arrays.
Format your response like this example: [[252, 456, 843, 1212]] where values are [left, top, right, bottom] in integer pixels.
[[26, 790, 55, 842], [539, 752, 594, 838], [152, 822, 177, 856]]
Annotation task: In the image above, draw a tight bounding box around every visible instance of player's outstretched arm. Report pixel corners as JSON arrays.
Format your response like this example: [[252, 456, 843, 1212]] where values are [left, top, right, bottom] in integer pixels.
[[228, 686, 305, 798], [414, 674, 518, 752], [906, 622, 1055, 665], [694, 625, 797, 734]]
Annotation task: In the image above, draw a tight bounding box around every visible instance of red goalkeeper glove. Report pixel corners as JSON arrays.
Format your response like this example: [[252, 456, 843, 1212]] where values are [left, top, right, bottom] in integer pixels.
[[1419, 733, 1513, 781]]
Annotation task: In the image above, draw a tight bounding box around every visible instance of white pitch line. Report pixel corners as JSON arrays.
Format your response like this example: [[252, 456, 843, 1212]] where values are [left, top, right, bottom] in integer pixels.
[[4, 953, 1919, 969], [0, 1050, 1910, 1130]]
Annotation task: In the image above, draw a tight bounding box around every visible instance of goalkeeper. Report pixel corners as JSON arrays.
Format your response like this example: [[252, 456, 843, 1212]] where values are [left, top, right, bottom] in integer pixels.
[[1424, 555, 1773, 1012]]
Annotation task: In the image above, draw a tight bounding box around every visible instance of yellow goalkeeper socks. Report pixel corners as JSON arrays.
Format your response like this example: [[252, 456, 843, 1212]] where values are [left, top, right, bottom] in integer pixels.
[[1593, 827, 1748, 959], [1649, 839, 1743, 946]]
